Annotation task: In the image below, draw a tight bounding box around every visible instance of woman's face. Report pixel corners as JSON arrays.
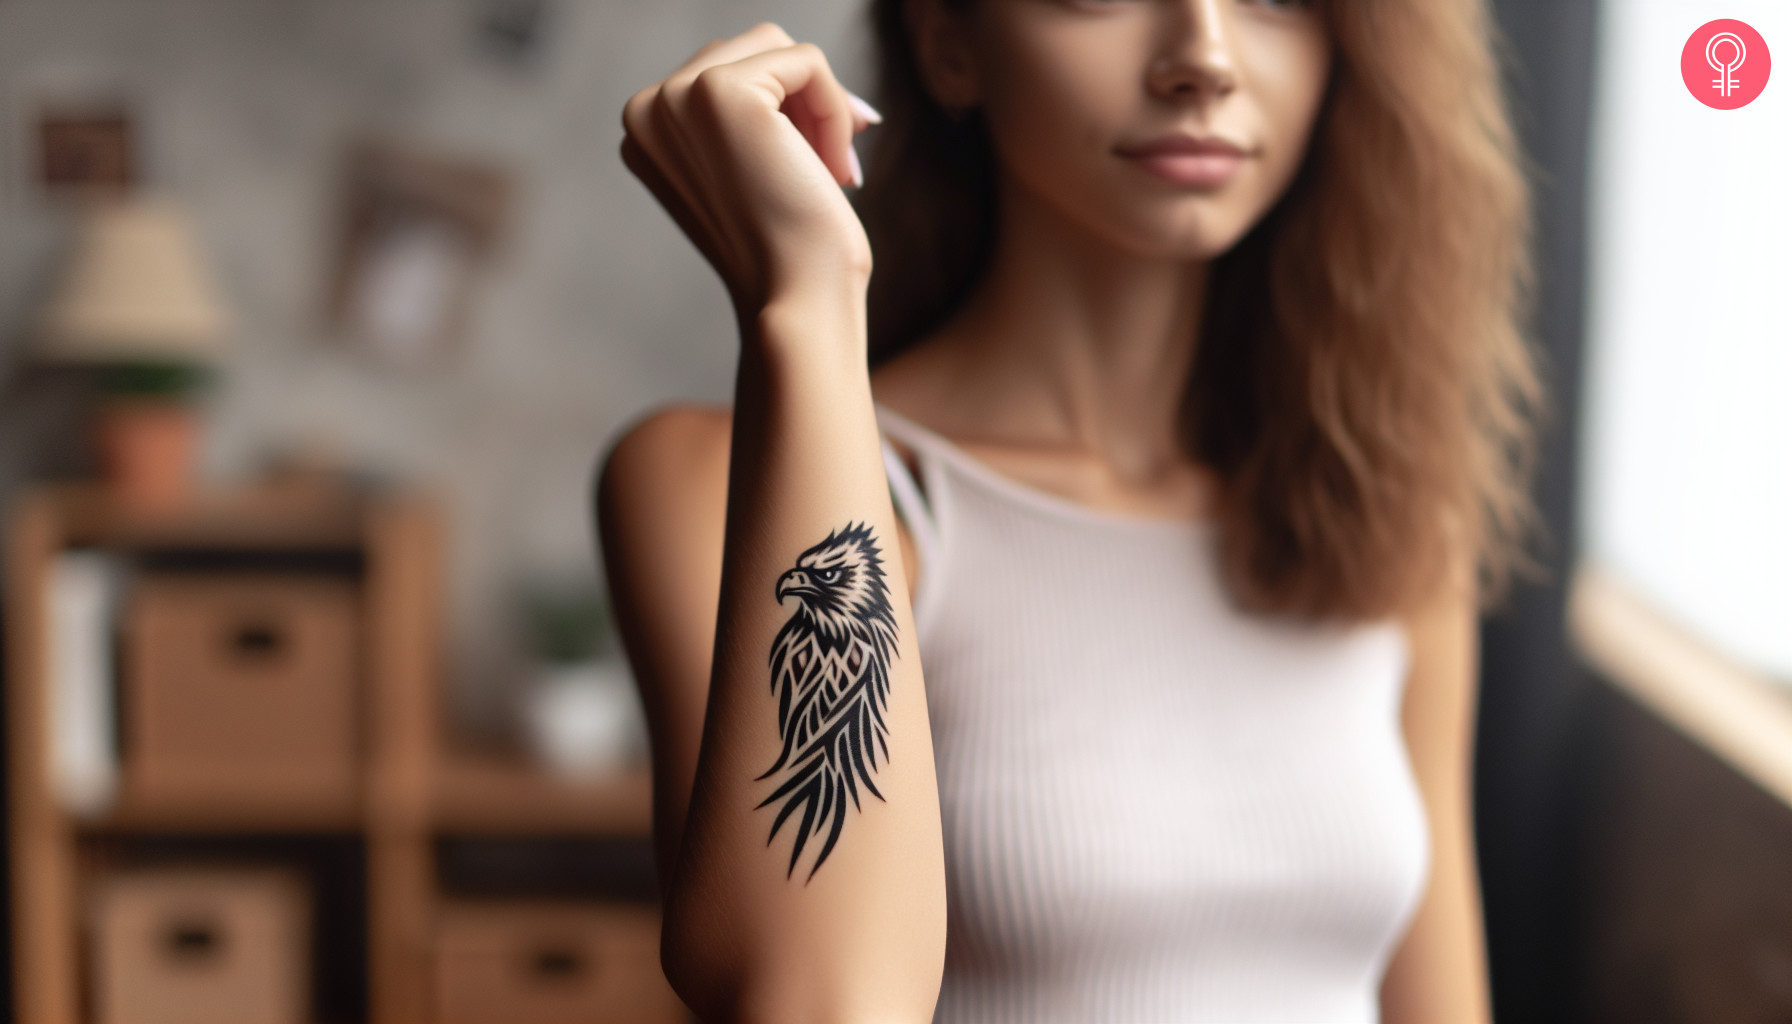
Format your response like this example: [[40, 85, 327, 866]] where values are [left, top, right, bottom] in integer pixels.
[[932, 0, 1332, 260]]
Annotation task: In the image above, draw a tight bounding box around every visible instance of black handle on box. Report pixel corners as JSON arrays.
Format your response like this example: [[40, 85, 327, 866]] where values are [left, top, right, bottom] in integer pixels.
[[527, 944, 590, 983], [229, 620, 286, 660], [163, 917, 223, 962]]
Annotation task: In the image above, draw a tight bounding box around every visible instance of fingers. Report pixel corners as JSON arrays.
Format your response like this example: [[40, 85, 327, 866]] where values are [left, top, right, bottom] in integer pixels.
[[846, 91, 885, 132], [623, 23, 799, 146], [615, 24, 878, 306], [619, 133, 732, 275], [671, 22, 795, 80], [693, 42, 862, 188], [626, 19, 881, 188]]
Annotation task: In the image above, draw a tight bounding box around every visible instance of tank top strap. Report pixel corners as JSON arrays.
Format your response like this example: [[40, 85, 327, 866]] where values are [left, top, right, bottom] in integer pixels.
[[875, 404, 944, 577]]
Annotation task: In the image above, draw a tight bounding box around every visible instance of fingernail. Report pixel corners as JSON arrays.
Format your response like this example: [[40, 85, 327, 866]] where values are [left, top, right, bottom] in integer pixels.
[[847, 143, 864, 188], [846, 90, 884, 125]]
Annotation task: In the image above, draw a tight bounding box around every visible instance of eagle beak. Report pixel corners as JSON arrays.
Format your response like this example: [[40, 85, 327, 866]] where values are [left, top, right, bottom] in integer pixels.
[[776, 569, 808, 602]]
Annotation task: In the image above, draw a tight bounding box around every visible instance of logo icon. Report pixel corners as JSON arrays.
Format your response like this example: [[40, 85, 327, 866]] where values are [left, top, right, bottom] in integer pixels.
[[1682, 19, 1770, 109], [1708, 31, 1746, 96]]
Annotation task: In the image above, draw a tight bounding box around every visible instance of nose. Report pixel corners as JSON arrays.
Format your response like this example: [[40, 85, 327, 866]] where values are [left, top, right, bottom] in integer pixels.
[[1147, 0, 1239, 102]]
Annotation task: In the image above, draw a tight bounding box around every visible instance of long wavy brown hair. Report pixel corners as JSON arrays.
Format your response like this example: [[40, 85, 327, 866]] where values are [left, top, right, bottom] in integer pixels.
[[855, 0, 1541, 622]]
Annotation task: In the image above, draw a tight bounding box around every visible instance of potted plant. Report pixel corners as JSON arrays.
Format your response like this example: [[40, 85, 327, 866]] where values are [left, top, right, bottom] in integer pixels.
[[34, 196, 230, 508], [515, 579, 647, 779]]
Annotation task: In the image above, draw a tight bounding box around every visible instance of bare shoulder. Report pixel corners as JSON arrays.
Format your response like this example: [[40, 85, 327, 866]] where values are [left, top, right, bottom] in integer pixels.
[[599, 402, 732, 516], [1398, 554, 1479, 674], [596, 403, 733, 701], [1394, 554, 1481, 770], [595, 404, 735, 884]]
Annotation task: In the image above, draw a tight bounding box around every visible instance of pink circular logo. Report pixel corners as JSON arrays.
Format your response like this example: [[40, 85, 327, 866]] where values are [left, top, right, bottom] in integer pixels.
[[1682, 19, 1770, 109]]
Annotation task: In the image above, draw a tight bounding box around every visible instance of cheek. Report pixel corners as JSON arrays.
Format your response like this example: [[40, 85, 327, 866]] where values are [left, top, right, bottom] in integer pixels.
[[1238, 31, 1333, 193], [978, 16, 1144, 180]]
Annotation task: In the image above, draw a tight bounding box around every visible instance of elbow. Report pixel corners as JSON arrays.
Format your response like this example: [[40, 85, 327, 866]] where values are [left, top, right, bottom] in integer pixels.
[[658, 895, 730, 1021], [658, 896, 940, 1024], [660, 892, 776, 1023]]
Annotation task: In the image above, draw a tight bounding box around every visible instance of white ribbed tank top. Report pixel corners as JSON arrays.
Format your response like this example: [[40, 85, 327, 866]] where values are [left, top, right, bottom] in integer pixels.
[[874, 403, 1430, 1024]]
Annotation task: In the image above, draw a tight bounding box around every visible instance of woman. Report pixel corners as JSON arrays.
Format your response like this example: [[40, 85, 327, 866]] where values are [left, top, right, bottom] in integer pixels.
[[600, 0, 1537, 1020]]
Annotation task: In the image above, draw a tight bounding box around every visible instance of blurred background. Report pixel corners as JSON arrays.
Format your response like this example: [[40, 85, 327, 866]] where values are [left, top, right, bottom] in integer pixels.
[[0, 0, 1784, 1022]]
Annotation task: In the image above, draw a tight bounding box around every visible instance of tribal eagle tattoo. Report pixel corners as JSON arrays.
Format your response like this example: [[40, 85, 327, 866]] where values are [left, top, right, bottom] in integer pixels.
[[755, 522, 899, 881]]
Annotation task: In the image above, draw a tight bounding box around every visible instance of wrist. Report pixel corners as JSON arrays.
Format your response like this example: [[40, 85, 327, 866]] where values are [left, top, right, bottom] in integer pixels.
[[747, 286, 870, 375]]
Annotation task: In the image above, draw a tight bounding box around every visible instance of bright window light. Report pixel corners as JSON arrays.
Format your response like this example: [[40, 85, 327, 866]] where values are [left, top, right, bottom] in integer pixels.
[[1580, 1, 1791, 678]]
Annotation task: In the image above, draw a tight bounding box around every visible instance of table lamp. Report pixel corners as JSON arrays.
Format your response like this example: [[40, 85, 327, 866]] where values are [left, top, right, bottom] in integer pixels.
[[35, 196, 230, 508]]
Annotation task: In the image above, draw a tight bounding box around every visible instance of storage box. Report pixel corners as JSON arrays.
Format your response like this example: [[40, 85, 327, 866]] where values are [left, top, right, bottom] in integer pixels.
[[433, 902, 686, 1024], [123, 574, 360, 807], [89, 867, 311, 1024]]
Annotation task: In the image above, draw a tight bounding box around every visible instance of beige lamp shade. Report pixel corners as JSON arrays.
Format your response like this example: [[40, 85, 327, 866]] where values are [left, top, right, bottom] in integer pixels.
[[36, 197, 230, 363]]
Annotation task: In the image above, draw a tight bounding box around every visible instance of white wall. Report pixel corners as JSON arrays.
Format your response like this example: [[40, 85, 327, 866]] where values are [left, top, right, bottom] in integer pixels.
[[0, 0, 875, 727], [1581, 0, 1791, 677]]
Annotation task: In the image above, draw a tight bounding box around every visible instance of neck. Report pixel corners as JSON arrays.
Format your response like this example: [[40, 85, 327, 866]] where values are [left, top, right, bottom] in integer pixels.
[[934, 178, 1208, 476]]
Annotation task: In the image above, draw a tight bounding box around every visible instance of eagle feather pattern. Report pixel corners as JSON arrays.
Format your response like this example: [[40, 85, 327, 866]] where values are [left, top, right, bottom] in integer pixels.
[[755, 522, 899, 881]]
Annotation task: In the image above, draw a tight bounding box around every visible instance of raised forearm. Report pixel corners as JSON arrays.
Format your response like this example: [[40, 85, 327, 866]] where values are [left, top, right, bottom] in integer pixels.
[[661, 294, 946, 1022]]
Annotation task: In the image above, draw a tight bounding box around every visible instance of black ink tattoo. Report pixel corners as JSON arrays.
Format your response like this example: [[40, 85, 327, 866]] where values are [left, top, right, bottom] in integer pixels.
[[755, 522, 898, 881]]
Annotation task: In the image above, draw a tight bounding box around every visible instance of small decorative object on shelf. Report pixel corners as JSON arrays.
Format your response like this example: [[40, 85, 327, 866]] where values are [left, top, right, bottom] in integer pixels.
[[91, 362, 216, 509], [526, 657, 646, 781], [44, 549, 124, 818], [517, 579, 648, 780], [33, 195, 231, 509]]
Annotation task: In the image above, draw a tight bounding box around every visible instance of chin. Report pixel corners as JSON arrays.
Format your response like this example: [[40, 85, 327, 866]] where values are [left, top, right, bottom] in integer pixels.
[[1071, 170, 1264, 260], [1020, 162, 1272, 264], [1100, 201, 1261, 262]]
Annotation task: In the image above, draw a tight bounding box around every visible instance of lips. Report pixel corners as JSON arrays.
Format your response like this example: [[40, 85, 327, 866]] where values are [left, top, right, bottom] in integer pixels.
[[1116, 135, 1253, 188]]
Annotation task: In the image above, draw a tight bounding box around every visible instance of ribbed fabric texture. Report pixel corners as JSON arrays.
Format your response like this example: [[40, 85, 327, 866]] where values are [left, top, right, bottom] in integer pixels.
[[875, 403, 1430, 1024]]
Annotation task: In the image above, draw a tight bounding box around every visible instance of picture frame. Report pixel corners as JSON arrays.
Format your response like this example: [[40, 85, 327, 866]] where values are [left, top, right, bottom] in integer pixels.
[[326, 138, 511, 369]]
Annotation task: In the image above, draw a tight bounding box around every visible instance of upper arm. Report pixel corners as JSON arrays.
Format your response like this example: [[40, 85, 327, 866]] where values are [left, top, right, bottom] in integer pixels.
[[1398, 577, 1480, 821], [1379, 568, 1490, 1023], [597, 404, 734, 888]]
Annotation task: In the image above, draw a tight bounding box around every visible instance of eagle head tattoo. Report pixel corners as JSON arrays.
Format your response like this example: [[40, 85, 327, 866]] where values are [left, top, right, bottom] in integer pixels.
[[755, 522, 899, 881]]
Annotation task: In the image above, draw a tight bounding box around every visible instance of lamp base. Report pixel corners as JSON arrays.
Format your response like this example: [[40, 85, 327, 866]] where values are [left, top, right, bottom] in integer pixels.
[[96, 402, 200, 510]]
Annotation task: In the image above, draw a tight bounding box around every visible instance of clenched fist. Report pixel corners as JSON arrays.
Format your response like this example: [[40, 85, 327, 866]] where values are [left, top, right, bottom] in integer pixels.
[[621, 23, 881, 323]]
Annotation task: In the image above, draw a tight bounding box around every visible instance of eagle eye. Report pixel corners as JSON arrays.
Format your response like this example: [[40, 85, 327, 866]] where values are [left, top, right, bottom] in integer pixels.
[[816, 568, 841, 584]]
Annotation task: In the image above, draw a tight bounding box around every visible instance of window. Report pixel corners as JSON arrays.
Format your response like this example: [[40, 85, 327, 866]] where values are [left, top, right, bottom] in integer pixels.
[[1580, 2, 1790, 679]]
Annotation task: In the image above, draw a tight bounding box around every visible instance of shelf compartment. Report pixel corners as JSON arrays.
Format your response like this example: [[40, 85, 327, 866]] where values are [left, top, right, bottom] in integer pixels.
[[37, 483, 366, 552], [431, 753, 651, 836]]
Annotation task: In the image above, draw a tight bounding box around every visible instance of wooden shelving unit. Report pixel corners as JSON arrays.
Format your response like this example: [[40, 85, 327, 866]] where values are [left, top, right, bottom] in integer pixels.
[[5, 483, 659, 1023], [432, 754, 651, 836]]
